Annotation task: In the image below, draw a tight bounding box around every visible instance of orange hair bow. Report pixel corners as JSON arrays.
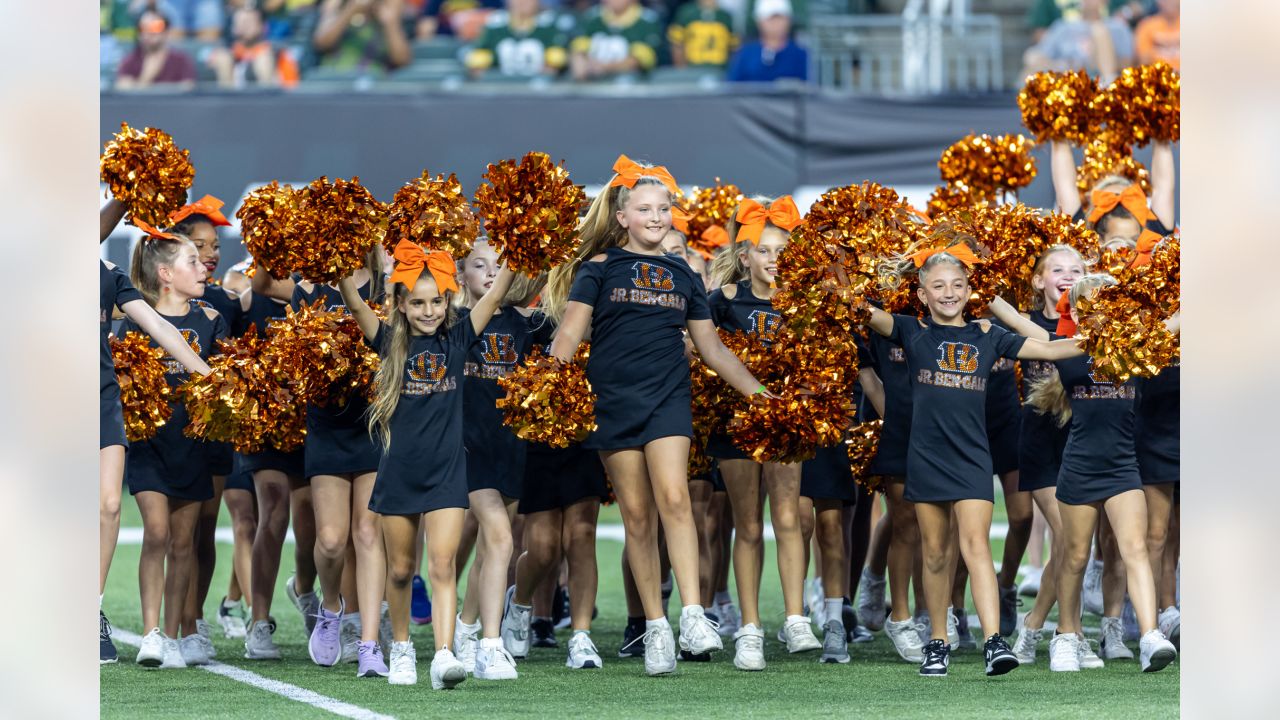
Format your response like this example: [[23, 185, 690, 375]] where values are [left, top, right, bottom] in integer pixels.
[[608, 154, 680, 195], [389, 239, 459, 295], [1055, 291, 1077, 337], [131, 217, 178, 241], [910, 243, 984, 268], [1129, 229, 1163, 268], [169, 195, 231, 227], [735, 196, 802, 245], [1088, 185, 1155, 225]]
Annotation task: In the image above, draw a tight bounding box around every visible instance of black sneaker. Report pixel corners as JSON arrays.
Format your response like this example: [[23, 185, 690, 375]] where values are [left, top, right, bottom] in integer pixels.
[[842, 597, 857, 630], [619, 618, 646, 658], [531, 618, 559, 648], [919, 638, 949, 676], [999, 585, 1019, 638], [100, 611, 118, 664], [679, 649, 712, 662], [552, 584, 570, 630], [984, 633, 1019, 676]]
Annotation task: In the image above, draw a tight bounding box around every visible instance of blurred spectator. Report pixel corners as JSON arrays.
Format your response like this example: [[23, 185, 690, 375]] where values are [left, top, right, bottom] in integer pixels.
[[166, 0, 224, 40], [417, 0, 504, 42], [668, 0, 737, 69], [115, 10, 197, 90], [313, 0, 412, 72], [570, 0, 664, 81], [726, 0, 806, 83], [1134, 0, 1178, 69], [465, 0, 571, 78], [742, 0, 808, 39], [1022, 0, 1132, 82], [101, 0, 179, 41], [1027, 0, 1148, 42], [208, 5, 302, 87]]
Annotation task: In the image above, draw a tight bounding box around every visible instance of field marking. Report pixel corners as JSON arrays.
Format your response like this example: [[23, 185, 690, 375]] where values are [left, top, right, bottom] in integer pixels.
[[116, 523, 1011, 545], [111, 628, 397, 720]]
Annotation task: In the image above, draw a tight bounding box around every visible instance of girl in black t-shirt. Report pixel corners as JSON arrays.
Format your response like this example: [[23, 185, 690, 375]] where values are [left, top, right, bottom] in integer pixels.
[[1050, 138, 1176, 251], [341, 239, 517, 688], [865, 246, 1085, 678], [989, 274, 1179, 673], [541, 156, 771, 676]]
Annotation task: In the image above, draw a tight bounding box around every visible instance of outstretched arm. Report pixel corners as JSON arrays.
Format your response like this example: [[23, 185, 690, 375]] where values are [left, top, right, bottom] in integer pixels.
[[120, 299, 212, 375], [250, 264, 296, 301], [687, 318, 769, 398], [858, 367, 886, 418], [989, 296, 1051, 341], [1018, 337, 1084, 361], [1149, 141, 1176, 231], [1052, 140, 1083, 218], [867, 306, 895, 337], [338, 276, 380, 342], [469, 266, 517, 336]]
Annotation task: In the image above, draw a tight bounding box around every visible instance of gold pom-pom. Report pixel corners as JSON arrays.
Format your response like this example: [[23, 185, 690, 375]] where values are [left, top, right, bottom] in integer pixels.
[[100, 123, 195, 227], [680, 181, 744, 258], [1076, 130, 1151, 200], [926, 182, 990, 220], [938, 133, 1038, 197], [474, 152, 586, 276], [180, 325, 307, 453], [1017, 70, 1103, 143], [289, 176, 387, 285], [1076, 237, 1180, 382], [262, 300, 380, 408], [236, 182, 300, 280], [110, 331, 173, 442], [846, 419, 884, 493], [496, 345, 597, 447], [1104, 62, 1180, 146], [386, 170, 480, 258]]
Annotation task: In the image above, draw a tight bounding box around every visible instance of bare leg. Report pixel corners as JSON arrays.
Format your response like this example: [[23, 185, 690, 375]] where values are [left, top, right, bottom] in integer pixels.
[[1102, 490, 1159, 634], [515, 510, 561, 606], [223, 487, 257, 601], [1022, 488, 1064, 630], [250, 470, 294, 623], [350, 473, 384, 643], [1100, 514, 1127, 619], [100, 445, 126, 596], [998, 471, 1032, 589], [1056, 500, 1101, 636], [953, 500, 1000, 638], [166, 500, 201, 638], [764, 462, 806, 617], [642, 437, 703, 611], [455, 510, 479, 583], [463, 489, 515, 639], [1160, 503, 1179, 609], [136, 491, 173, 631], [814, 499, 847, 608], [914, 501, 956, 642], [688, 480, 714, 607], [290, 483, 318, 594], [311, 475, 353, 614], [1142, 484, 1175, 610], [564, 498, 601, 631], [602, 448, 664, 620], [188, 476, 225, 623], [885, 481, 918, 622], [720, 459, 765, 626]]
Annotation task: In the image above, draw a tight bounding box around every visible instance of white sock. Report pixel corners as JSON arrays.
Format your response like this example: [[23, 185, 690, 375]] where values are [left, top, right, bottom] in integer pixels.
[[825, 598, 843, 622], [222, 598, 238, 610], [646, 617, 670, 632], [786, 614, 808, 625], [456, 614, 481, 632], [713, 591, 731, 605], [572, 629, 590, 637], [479, 637, 503, 650], [681, 604, 704, 618], [514, 602, 532, 612]]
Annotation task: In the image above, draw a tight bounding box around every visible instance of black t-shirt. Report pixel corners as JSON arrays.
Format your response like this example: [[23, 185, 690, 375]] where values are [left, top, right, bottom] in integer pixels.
[[197, 282, 244, 335], [708, 280, 782, 342], [101, 261, 144, 393], [1020, 309, 1060, 398], [865, 328, 914, 474], [889, 314, 1027, 501], [1055, 351, 1139, 482], [120, 300, 229, 407], [459, 305, 550, 447], [237, 291, 292, 337]]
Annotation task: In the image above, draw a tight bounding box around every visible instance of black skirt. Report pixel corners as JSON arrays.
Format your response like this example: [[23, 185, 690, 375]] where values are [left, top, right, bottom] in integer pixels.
[[801, 444, 858, 503], [207, 441, 234, 476], [706, 432, 748, 461], [238, 447, 306, 478], [464, 431, 526, 500], [126, 418, 213, 502], [987, 409, 1021, 477], [1018, 406, 1068, 492], [586, 384, 693, 451], [1055, 467, 1142, 506], [224, 455, 255, 492], [101, 383, 128, 450], [304, 408, 381, 479], [518, 443, 608, 515]]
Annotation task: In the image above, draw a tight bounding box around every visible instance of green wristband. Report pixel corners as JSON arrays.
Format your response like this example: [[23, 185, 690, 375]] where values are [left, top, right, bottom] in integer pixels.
[[753, 385, 767, 395]]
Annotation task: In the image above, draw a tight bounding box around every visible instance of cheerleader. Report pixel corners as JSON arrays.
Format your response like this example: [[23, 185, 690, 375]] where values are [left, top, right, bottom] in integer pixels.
[[1051, 140, 1176, 250], [701, 195, 820, 670], [99, 201, 212, 665], [1135, 363, 1180, 648], [864, 246, 1086, 677], [541, 156, 772, 676], [120, 228, 228, 668], [451, 239, 543, 680], [988, 275, 1179, 673], [339, 239, 517, 688]]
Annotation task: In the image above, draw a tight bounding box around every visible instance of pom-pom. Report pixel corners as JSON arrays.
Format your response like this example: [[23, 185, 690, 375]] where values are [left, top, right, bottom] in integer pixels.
[[938, 133, 1038, 197], [1076, 130, 1151, 200], [926, 182, 990, 220], [180, 325, 306, 453], [1104, 62, 1180, 146], [236, 182, 299, 280], [496, 345, 597, 447], [100, 123, 195, 227], [846, 420, 884, 493], [680, 181, 744, 259], [110, 331, 173, 442], [1076, 237, 1180, 382], [386, 170, 480, 258], [474, 152, 585, 276], [262, 300, 380, 408], [289, 177, 386, 285], [1017, 70, 1103, 143]]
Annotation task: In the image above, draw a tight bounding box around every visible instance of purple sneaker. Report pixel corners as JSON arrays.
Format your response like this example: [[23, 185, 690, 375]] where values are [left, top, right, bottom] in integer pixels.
[[309, 605, 343, 667], [357, 640, 389, 678]]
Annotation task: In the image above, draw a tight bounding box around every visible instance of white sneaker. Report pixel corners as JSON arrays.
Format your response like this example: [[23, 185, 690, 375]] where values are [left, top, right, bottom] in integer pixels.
[[1099, 616, 1134, 660], [1011, 620, 1043, 665], [856, 568, 888, 631], [782, 615, 822, 653], [501, 587, 532, 659], [339, 614, 359, 664], [566, 631, 602, 669], [1017, 566, 1042, 598], [217, 598, 248, 639], [180, 634, 210, 666], [1157, 606, 1181, 650], [1139, 629, 1177, 673], [732, 624, 766, 671], [714, 599, 740, 637], [244, 619, 282, 660], [643, 623, 677, 676], [678, 607, 723, 655], [286, 574, 320, 638], [136, 627, 166, 668], [195, 618, 218, 659], [944, 606, 960, 650], [1081, 559, 1104, 616], [1049, 633, 1081, 672], [453, 616, 481, 673], [474, 638, 518, 680], [161, 637, 188, 669], [805, 578, 826, 626], [1078, 635, 1105, 669], [388, 641, 417, 685], [914, 613, 931, 645], [885, 616, 925, 663], [430, 648, 466, 689]]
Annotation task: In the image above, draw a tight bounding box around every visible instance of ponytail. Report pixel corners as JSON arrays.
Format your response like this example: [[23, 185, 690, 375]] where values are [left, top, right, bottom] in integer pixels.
[[129, 234, 192, 306]]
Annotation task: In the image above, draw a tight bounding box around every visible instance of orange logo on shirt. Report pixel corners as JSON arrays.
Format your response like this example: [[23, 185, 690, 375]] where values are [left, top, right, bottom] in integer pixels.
[[407, 351, 447, 382], [631, 262, 675, 291], [481, 333, 517, 365], [936, 341, 979, 373], [748, 310, 782, 338]]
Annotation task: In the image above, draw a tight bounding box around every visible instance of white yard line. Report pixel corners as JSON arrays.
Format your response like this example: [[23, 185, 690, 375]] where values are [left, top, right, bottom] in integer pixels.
[[111, 628, 397, 720], [117, 523, 1011, 545]]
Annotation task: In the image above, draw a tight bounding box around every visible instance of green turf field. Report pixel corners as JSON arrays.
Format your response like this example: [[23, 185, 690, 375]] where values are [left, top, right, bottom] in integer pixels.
[[101, 497, 1179, 719]]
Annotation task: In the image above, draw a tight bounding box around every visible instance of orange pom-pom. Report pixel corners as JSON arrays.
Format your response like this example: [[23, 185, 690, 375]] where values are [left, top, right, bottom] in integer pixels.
[[100, 123, 195, 227], [110, 331, 173, 442], [680, 181, 744, 259], [1104, 62, 1180, 146], [386, 170, 480, 258], [1018, 70, 1104, 143], [496, 345, 596, 447], [847, 419, 884, 493], [1076, 237, 1180, 382], [474, 152, 585, 276], [236, 181, 300, 281], [938, 133, 1038, 197], [262, 300, 380, 408], [289, 176, 387, 285]]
